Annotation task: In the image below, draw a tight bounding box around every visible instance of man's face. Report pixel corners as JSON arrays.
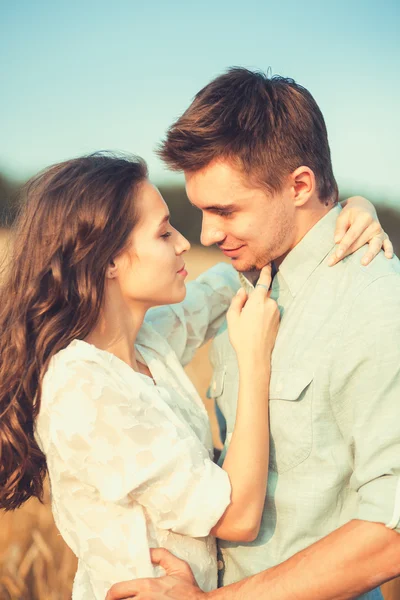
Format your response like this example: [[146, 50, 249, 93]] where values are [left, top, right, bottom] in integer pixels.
[[185, 159, 297, 272]]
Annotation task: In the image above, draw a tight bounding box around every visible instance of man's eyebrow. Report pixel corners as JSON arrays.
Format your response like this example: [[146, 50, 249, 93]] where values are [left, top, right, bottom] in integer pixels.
[[203, 203, 238, 212]]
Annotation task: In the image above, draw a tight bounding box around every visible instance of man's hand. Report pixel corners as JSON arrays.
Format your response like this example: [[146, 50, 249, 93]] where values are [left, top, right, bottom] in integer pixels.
[[105, 548, 204, 600], [328, 195, 393, 266]]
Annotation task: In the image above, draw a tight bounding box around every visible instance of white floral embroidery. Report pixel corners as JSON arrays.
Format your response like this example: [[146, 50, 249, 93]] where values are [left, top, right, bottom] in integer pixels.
[[35, 264, 239, 600]]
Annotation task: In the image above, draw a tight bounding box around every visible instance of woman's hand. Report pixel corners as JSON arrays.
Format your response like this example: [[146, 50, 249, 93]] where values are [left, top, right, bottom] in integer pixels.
[[227, 265, 280, 363], [328, 196, 393, 266]]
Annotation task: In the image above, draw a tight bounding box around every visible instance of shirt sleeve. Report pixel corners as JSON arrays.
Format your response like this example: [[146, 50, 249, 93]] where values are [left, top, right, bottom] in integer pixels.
[[329, 274, 400, 532], [145, 263, 240, 366], [47, 359, 232, 538]]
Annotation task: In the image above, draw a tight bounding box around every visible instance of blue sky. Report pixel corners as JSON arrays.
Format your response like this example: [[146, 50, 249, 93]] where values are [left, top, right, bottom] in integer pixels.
[[1, 0, 399, 205]]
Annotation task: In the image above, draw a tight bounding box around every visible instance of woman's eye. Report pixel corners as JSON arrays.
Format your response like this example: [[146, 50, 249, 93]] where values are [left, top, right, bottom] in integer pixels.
[[161, 231, 172, 239]]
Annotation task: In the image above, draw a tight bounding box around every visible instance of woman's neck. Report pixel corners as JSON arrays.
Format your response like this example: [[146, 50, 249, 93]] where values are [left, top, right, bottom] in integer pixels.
[[85, 292, 147, 370]]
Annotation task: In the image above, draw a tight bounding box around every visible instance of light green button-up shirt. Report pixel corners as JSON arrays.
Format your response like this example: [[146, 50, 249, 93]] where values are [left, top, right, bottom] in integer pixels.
[[209, 206, 400, 599]]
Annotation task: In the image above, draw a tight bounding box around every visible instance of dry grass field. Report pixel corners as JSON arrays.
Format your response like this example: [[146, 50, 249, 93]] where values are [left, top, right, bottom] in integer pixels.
[[0, 232, 399, 600]]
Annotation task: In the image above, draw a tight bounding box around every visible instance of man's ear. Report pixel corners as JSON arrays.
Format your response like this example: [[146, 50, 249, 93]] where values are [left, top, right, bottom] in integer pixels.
[[291, 166, 315, 207], [106, 259, 117, 279]]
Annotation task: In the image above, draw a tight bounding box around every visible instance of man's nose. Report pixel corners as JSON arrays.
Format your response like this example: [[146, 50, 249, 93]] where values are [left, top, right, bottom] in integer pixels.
[[200, 221, 225, 247]]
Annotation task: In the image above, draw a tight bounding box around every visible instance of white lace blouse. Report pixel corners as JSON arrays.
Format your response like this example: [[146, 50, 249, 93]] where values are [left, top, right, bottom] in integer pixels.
[[35, 263, 240, 600]]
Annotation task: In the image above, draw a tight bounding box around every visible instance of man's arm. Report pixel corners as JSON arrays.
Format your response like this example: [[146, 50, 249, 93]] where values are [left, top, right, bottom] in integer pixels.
[[206, 520, 400, 599], [106, 522, 400, 600], [105, 520, 400, 600]]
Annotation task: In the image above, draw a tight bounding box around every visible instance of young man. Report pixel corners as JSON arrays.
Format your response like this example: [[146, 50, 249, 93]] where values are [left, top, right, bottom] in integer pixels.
[[107, 69, 400, 599]]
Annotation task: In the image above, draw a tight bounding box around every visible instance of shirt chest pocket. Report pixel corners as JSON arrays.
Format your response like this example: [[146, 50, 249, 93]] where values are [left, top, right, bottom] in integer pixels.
[[269, 369, 314, 473]]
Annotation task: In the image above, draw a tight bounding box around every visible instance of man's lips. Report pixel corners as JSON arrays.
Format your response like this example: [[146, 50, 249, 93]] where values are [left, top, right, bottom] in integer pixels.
[[219, 245, 244, 256]]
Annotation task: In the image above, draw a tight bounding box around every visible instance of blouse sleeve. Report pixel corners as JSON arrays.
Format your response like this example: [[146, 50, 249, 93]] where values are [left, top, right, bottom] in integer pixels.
[[145, 262, 240, 366], [47, 359, 232, 539]]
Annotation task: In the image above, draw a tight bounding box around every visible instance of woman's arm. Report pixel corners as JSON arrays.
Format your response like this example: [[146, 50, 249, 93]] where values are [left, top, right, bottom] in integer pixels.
[[329, 195, 393, 266], [45, 323, 276, 553], [211, 267, 279, 542], [46, 359, 232, 539], [210, 356, 271, 541], [145, 263, 240, 365]]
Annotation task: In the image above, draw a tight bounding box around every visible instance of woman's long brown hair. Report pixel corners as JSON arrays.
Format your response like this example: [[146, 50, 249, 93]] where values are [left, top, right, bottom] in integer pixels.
[[0, 152, 148, 510]]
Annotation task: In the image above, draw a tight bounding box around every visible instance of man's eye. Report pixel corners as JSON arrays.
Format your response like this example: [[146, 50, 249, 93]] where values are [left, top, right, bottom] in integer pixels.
[[161, 232, 172, 239], [215, 210, 232, 217]]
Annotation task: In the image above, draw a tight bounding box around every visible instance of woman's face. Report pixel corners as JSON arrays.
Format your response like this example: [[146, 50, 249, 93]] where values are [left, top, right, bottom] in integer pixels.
[[113, 180, 191, 307]]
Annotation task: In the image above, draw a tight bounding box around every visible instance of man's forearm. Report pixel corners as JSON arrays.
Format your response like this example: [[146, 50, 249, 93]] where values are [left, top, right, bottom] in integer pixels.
[[207, 520, 400, 600]]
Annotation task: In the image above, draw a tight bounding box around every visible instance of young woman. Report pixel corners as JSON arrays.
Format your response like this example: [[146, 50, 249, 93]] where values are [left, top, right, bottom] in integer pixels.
[[0, 153, 390, 600]]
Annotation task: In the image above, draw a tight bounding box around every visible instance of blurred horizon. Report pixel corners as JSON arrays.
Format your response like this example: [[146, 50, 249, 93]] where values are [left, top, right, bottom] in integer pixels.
[[1, 0, 399, 207]]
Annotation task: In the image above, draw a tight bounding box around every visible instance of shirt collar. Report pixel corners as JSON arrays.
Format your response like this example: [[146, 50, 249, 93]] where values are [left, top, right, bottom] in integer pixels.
[[238, 271, 259, 294], [239, 205, 340, 297], [278, 205, 340, 297]]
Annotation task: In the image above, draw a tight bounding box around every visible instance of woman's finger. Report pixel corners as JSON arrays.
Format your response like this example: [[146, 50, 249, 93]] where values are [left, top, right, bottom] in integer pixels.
[[361, 237, 385, 266], [334, 208, 375, 243], [227, 288, 247, 318], [335, 217, 377, 259], [333, 214, 352, 244], [254, 264, 272, 294], [383, 237, 394, 259], [328, 222, 384, 266]]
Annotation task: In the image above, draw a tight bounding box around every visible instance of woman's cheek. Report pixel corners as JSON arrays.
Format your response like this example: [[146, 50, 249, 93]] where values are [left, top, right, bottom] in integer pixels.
[[158, 243, 175, 267]]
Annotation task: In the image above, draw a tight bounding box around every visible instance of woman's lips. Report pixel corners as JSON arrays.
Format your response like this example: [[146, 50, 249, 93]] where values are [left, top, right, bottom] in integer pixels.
[[177, 266, 188, 278]]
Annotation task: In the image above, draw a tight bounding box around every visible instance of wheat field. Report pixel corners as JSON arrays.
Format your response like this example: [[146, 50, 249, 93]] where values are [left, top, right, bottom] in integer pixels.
[[0, 233, 399, 600]]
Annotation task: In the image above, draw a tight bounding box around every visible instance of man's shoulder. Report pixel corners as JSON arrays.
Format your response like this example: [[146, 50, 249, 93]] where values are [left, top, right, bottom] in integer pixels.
[[338, 249, 400, 325], [334, 247, 400, 292]]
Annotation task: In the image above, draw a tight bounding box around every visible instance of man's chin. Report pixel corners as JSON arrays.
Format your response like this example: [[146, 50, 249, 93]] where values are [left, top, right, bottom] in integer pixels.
[[230, 259, 259, 273]]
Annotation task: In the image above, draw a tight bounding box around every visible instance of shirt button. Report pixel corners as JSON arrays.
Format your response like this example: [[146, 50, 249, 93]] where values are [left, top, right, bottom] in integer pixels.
[[212, 381, 217, 392], [217, 560, 224, 571]]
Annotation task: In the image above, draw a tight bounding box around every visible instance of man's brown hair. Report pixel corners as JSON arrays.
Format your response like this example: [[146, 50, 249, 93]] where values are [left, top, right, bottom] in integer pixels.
[[158, 67, 338, 204]]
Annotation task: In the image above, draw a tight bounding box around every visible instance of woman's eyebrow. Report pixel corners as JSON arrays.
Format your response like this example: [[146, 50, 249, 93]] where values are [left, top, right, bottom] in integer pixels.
[[158, 214, 171, 228]]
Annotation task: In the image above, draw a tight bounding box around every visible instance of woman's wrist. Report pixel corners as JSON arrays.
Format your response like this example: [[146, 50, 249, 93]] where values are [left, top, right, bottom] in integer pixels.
[[237, 353, 272, 374]]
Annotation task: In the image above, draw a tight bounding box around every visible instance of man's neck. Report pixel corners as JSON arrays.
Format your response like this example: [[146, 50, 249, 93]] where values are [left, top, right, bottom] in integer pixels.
[[275, 202, 334, 267]]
